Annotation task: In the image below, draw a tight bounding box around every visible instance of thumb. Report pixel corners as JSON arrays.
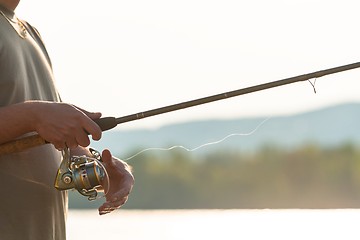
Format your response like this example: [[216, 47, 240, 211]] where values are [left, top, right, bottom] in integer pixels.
[[101, 149, 113, 164], [74, 105, 102, 120], [86, 111, 102, 120]]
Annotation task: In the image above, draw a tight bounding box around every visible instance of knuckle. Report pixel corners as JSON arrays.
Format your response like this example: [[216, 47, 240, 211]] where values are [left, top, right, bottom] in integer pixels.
[[78, 138, 90, 147], [67, 142, 78, 149], [92, 131, 102, 141], [76, 133, 91, 147], [94, 135, 102, 141], [54, 143, 65, 151]]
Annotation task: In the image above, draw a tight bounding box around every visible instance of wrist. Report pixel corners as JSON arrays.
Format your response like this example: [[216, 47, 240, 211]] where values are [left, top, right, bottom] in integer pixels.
[[24, 100, 49, 132]]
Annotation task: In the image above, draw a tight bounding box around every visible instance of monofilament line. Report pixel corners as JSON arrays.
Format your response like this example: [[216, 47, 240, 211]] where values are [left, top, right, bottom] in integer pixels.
[[124, 117, 270, 161]]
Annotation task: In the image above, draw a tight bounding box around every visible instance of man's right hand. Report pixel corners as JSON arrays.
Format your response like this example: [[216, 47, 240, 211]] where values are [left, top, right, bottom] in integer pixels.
[[30, 101, 102, 150]]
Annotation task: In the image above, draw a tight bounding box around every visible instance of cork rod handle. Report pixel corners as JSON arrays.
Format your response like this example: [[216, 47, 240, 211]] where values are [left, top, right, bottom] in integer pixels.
[[0, 134, 48, 156]]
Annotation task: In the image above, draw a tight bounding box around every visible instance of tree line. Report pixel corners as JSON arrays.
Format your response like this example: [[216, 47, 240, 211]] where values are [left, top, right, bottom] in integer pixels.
[[69, 142, 360, 209]]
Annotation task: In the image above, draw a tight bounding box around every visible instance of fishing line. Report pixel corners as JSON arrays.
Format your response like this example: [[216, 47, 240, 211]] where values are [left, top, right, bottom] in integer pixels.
[[124, 117, 271, 161], [308, 78, 317, 94]]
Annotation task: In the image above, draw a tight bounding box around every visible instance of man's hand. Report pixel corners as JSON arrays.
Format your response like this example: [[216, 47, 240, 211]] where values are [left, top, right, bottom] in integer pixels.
[[99, 149, 134, 215], [31, 101, 102, 150]]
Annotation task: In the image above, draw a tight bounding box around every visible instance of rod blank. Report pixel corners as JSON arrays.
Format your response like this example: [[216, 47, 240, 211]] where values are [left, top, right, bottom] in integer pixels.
[[1, 62, 360, 155], [114, 62, 360, 125]]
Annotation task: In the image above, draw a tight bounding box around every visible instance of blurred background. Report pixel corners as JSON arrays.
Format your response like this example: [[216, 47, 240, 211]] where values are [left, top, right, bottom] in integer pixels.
[[15, 0, 360, 239], [17, 0, 360, 130]]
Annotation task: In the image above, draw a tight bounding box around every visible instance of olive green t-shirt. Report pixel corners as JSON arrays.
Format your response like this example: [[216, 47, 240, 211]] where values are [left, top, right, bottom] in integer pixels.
[[0, 6, 67, 240]]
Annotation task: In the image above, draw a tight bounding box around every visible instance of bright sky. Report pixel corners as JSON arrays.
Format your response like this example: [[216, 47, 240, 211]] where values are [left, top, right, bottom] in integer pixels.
[[16, 0, 360, 130]]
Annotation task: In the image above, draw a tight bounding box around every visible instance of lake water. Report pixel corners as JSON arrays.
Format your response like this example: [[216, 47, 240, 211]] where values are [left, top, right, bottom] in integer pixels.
[[67, 209, 360, 240]]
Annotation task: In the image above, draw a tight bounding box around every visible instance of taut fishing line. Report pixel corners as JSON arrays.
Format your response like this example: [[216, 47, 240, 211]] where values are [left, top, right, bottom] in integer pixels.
[[123, 117, 271, 161]]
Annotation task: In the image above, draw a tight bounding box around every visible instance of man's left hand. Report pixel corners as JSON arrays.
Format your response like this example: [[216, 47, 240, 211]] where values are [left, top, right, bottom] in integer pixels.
[[98, 149, 134, 215]]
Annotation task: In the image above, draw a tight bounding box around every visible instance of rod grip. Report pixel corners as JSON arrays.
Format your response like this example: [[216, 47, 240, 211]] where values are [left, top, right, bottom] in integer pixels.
[[0, 117, 118, 156], [94, 117, 118, 131], [0, 134, 48, 156]]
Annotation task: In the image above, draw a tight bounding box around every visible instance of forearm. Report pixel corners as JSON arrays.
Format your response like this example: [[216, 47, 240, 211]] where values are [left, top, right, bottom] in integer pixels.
[[0, 100, 102, 150], [0, 101, 37, 144]]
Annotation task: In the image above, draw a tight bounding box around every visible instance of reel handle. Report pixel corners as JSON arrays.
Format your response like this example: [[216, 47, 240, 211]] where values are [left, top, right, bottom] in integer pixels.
[[0, 117, 118, 156]]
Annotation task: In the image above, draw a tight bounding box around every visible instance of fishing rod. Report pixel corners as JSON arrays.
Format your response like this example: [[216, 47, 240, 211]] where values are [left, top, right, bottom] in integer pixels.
[[1, 61, 360, 155]]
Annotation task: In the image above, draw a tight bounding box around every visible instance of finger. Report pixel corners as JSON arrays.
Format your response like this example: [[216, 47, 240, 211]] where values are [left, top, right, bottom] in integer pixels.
[[108, 196, 128, 207], [100, 195, 128, 208], [54, 143, 66, 151], [65, 137, 78, 149], [106, 186, 132, 201], [99, 203, 120, 212], [75, 106, 102, 120], [82, 118, 102, 141], [99, 209, 114, 215], [98, 198, 128, 215], [74, 129, 90, 147], [72, 107, 102, 140], [101, 149, 113, 164], [98, 205, 119, 215], [87, 112, 102, 120], [104, 192, 131, 207]]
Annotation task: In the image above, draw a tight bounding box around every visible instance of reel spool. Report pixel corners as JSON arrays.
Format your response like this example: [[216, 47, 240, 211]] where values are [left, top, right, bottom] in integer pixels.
[[54, 148, 109, 200]]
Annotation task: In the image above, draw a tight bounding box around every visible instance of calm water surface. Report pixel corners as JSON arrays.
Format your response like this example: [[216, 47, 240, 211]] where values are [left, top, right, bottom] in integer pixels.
[[67, 209, 360, 240]]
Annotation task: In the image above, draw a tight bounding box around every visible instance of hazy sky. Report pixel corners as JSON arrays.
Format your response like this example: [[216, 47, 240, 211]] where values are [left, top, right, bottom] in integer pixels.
[[16, 0, 360, 130]]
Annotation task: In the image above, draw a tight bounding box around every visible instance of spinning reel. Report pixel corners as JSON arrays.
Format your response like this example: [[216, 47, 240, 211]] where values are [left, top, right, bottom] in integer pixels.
[[54, 148, 109, 200]]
